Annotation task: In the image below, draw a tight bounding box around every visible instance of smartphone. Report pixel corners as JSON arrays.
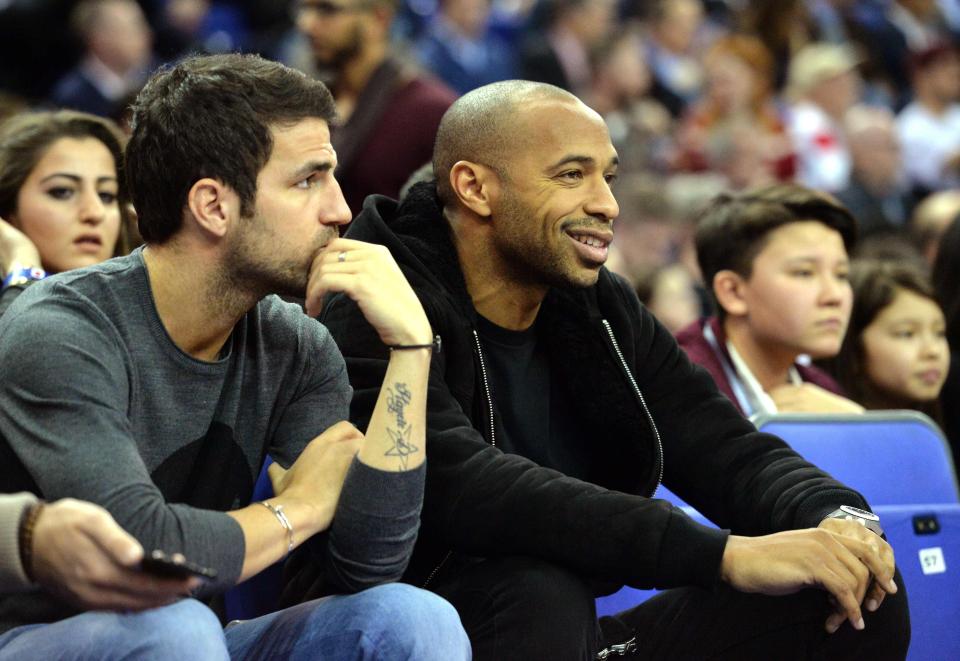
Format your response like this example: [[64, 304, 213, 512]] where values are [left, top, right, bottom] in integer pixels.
[[140, 549, 218, 580]]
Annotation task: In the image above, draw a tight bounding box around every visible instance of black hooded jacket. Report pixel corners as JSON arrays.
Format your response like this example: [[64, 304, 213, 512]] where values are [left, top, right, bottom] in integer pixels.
[[305, 182, 869, 596]]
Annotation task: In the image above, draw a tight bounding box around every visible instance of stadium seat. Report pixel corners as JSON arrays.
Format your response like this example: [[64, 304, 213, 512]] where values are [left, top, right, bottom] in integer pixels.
[[753, 411, 959, 505], [223, 456, 283, 622], [599, 412, 960, 630], [597, 503, 960, 659], [874, 503, 960, 660]]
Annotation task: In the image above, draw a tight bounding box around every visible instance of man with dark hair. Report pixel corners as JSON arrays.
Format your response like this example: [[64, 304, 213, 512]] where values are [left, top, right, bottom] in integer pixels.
[[677, 183, 865, 416], [0, 53, 470, 660], [294, 0, 456, 215], [317, 80, 910, 659]]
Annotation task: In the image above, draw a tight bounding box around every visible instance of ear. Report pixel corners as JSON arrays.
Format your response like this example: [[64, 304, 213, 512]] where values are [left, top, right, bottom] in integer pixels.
[[186, 178, 236, 239], [449, 160, 496, 218], [713, 269, 750, 317]]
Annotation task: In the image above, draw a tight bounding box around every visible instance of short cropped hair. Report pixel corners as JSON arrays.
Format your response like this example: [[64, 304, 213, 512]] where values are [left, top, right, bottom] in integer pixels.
[[432, 80, 575, 208], [696, 184, 857, 283], [126, 53, 337, 244], [695, 183, 857, 312]]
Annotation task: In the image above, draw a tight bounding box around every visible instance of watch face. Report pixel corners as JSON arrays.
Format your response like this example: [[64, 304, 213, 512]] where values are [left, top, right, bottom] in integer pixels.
[[839, 505, 880, 521]]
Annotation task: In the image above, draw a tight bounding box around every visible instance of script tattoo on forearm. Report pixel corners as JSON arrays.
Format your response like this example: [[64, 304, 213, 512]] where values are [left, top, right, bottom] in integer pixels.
[[385, 382, 419, 470]]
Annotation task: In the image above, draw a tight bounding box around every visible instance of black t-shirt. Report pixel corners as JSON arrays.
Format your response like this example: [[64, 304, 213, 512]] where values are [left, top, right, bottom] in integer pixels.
[[475, 314, 593, 479]]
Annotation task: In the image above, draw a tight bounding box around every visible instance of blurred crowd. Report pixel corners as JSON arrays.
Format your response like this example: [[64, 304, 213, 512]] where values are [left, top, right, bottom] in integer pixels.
[[2, 0, 960, 456]]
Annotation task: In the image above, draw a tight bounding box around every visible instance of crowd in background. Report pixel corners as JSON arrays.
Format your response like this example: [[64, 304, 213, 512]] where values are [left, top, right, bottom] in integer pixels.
[[2, 0, 960, 460]]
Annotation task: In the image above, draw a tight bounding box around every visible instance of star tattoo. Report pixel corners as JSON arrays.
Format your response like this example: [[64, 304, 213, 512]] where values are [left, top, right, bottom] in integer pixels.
[[385, 424, 419, 470]]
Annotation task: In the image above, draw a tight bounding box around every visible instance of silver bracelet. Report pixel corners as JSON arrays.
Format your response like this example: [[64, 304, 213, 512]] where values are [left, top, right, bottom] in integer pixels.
[[259, 501, 294, 557]]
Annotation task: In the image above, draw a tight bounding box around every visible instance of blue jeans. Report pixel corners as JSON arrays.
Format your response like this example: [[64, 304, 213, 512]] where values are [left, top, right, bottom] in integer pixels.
[[226, 582, 471, 660], [0, 598, 228, 661]]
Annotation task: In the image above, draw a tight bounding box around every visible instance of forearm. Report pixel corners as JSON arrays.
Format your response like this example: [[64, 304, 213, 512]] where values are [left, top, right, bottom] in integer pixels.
[[0, 220, 42, 278], [231, 343, 431, 585], [357, 348, 431, 472], [325, 459, 426, 591], [227, 494, 333, 584]]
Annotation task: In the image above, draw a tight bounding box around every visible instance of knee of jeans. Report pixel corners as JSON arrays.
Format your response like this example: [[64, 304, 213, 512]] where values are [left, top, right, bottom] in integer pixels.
[[136, 599, 229, 660], [358, 583, 470, 660]]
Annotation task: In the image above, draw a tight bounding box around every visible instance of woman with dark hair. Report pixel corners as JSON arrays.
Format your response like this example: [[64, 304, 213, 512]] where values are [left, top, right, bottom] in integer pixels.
[[932, 214, 960, 467], [828, 259, 949, 423], [0, 110, 133, 315]]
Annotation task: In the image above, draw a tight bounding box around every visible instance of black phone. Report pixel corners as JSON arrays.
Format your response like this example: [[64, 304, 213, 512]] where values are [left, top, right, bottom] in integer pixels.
[[140, 549, 218, 580]]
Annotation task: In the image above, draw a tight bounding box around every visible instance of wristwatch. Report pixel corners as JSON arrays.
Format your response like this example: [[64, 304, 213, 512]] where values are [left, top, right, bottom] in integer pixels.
[[825, 505, 884, 537]]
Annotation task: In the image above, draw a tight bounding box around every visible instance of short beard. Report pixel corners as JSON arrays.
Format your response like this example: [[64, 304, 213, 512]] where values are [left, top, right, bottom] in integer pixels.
[[313, 24, 364, 78], [494, 189, 598, 291], [220, 213, 324, 304]]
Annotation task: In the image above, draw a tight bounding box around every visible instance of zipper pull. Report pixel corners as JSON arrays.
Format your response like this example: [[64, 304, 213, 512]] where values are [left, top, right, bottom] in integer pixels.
[[596, 636, 637, 659]]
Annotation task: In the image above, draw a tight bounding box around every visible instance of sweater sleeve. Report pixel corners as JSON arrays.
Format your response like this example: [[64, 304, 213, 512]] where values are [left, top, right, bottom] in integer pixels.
[[0, 293, 244, 593], [268, 316, 425, 592], [323, 458, 426, 591], [0, 493, 36, 593], [0, 284, 27, 319]]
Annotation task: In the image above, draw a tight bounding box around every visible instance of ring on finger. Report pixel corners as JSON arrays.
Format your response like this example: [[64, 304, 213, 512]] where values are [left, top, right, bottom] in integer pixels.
[[337, 251, 347, 263]]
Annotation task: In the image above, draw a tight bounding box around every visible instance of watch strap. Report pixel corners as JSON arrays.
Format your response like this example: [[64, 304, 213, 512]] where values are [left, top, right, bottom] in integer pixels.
[[826, 505, 884, 537]]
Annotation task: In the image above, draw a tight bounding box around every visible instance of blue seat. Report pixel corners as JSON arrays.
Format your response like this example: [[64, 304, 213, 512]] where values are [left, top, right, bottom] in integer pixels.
[[873, 503, 960, 660], [598, 504, 960, 659], [598, 412, 960, 623], [753, 411, 959, 505], [223, 457, 284, 622]]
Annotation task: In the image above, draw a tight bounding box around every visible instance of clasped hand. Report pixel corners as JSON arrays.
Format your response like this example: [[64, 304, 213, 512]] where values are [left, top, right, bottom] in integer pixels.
[[720, 518, 897, 633]]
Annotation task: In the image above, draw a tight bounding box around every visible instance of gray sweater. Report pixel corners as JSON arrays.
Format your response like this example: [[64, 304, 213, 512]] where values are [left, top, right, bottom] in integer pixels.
[[0, 250, 425, 632], [0, 493, 36, 593]]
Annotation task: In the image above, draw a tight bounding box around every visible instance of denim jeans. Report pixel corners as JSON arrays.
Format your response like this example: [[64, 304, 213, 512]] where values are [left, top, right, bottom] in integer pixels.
[[226, 582, 472, 660], [0, 598, 228, 661], [0, 583, 469, 660]]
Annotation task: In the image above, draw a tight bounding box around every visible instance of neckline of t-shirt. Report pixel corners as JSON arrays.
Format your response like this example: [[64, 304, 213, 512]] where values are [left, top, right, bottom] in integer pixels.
[[475, 312, 538, 348], [132, 247, 235, 372]]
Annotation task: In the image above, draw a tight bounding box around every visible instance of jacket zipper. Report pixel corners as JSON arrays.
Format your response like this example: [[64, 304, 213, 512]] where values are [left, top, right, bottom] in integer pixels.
[[472, 329, 496, 447], [596, 637, 638, 659], [422, 550, 452, 588], [601, 319, 663, 498], [424, 329, 497, 589]]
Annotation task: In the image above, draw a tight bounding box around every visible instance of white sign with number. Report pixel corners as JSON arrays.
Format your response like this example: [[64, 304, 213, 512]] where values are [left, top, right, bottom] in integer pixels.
[[919, 547, 947, 575]]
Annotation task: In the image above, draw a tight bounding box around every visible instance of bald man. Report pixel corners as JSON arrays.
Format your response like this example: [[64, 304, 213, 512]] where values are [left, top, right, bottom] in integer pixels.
[[312, 81, 910, 659]]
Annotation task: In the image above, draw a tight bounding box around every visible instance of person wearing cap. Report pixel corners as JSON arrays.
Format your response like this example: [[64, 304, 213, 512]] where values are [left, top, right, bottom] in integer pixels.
[[785, 42, 862, 193], [896, 43, 960, 195]]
